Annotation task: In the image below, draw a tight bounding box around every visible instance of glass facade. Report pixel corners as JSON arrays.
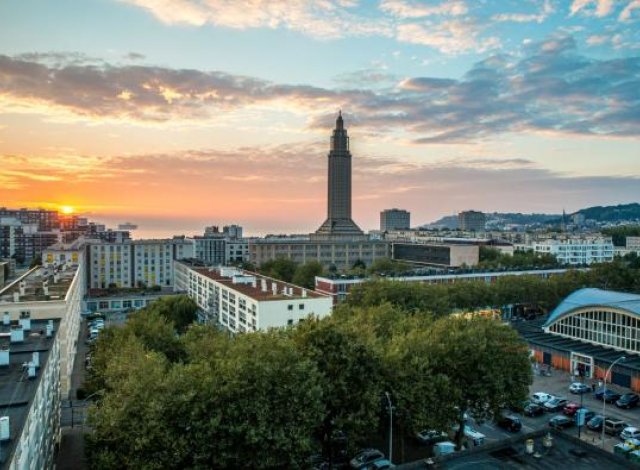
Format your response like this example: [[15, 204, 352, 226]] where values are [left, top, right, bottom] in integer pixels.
[[548, 308, 639, 353]]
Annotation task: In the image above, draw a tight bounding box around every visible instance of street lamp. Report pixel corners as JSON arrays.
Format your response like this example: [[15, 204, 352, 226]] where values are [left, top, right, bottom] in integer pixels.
[[384, 392, 393, 464], [602, 356, 625, 446]]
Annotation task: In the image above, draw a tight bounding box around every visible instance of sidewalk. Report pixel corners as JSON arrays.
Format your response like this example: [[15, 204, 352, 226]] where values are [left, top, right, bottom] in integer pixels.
[[56, 318, 90, 470]]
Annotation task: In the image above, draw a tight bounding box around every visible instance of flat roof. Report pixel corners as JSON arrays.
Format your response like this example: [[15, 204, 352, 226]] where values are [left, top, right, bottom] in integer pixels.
[[0, 265, 78, 304], [186, 265, 327, 302], [397, 429, 634, 469], [0, 318, 60, 468]]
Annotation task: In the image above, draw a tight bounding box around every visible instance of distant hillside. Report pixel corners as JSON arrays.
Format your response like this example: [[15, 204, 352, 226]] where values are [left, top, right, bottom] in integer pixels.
[[422, 212, 557, 229], [573, 203, 640, 222]]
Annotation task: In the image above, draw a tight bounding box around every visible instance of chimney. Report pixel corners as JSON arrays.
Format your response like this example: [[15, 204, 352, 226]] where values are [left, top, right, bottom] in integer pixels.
[[0, 416, 9, 441], [27, 363, 36, 379], [53, 273, 59, 283], [19, 312, 31, 331], [10, 326, 24, 343], [251, 279, 257, 289], [302, 289, 307, 298], [272, 283, 278, 296], [261, 279, 267, 292], [2, 313, 9, 326], [32, 351, 39, 368], [19, 282, 25, 296], [0, 346, 9, 367], [43, 283, 49, 296], [12, 292, 19, 302]]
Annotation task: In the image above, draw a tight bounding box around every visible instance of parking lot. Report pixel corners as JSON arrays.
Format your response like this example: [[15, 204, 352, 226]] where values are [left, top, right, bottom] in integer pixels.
[[469, 368, 640, 454]]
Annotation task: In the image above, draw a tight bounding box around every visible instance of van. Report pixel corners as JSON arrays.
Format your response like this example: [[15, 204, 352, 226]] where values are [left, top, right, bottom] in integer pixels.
[[604, 418, 629, 436]]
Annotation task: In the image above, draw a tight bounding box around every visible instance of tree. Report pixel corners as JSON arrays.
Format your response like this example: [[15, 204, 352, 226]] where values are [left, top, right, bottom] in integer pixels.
[[259, 257, 298, 283], [292, 261, 324, 289], [425, 316, 532, 450], [367, 258, 410, 276], [145, 295, 199, 333], [291, 317, 384, 457]]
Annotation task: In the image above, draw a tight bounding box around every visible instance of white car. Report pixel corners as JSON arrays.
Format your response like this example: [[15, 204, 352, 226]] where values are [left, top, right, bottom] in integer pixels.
[[531, 392, 553, 405], [569, 382, 590, 394], [452, 424, 486, 446], [621, 427, 640, 440]]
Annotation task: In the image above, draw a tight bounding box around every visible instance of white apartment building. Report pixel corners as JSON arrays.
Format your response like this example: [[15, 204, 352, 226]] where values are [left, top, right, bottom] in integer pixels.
[[88, 238, 194, 289], [531, 237, 614, 265], [175, 262, 332, 333]]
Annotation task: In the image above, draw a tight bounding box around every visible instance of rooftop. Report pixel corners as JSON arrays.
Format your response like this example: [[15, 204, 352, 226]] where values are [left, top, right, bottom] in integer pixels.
[[397, 429, 635, 469], [0, 264, 79, 304], [0, 318, 60, 468], [544, 288, 640, 327], [184, 263, 327, 302]]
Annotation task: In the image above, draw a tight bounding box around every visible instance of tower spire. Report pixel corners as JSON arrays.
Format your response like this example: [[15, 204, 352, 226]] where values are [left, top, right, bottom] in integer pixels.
[[336, 110, 343, 130]]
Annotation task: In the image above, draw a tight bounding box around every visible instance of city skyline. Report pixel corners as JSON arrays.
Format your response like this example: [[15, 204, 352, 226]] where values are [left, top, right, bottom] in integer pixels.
[[1, 0, 639, 237]]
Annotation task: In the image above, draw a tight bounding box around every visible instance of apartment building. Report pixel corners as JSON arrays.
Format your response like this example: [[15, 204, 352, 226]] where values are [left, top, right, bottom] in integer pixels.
[[175, 262, 332, 332], [531, 237, 614, 265]]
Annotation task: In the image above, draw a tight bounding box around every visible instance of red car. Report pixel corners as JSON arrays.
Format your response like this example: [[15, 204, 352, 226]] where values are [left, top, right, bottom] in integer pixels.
[[563, 402, 582, 417]]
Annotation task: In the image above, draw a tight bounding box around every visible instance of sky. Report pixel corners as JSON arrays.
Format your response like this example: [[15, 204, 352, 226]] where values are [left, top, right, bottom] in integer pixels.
[[0, 0, 639, 237]]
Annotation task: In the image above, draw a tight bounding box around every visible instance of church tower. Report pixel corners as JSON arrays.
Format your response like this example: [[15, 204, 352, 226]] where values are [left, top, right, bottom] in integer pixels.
[[315, 111, 364, 238]]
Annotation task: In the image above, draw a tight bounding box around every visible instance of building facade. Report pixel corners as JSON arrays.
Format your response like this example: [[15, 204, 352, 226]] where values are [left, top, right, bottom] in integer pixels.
[[521, 289, 640, 393], [392, 242, 479, 267], [458, 210, 486, 232], [250, 238, 390, 270], [174, 262, 332, 333], [380, 209, 410, 232], [531, 237, 614, 265]]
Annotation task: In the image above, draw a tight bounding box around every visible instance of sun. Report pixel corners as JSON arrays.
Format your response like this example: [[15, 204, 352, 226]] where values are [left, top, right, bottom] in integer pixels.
[[60, 206, 75, 215]]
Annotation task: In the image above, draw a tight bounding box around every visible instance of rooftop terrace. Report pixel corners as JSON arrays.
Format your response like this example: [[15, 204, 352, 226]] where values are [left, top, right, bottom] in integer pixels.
[[0, 264, 78, 304]]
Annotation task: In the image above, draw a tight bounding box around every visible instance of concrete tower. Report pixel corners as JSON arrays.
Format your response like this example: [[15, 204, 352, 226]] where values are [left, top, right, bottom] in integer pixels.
[[315, 111, 364, 238]]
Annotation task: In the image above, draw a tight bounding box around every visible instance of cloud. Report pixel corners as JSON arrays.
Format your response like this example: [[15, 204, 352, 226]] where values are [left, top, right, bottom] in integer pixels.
[[586, 34, 609, 45], [491, 0, 555, 23], [379, 0, 468, 18], [395, 20, 501, 54], [570, 0, 614, 17], [1, 34, 639, 143], [118, 0, 391, 39], [620, 0, 640, 21], [3, 145, 638, 231]]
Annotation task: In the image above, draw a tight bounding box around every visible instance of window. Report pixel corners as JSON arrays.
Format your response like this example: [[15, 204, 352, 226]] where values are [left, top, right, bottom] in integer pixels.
[[287, 319, 294, 326], [299, 304, 304, 310], [288, 305, 293, 311]]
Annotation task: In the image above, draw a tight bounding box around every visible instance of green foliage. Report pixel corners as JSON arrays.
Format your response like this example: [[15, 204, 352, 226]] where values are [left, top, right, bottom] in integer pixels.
[[478, 246, 559, 269], [602, 225, 640, 247], [292, 261, 324, 289], [259, 257, 298, 283], [145, 295, 199, 333], [576, 203, 640, 223], [367, 258, 411, 275]]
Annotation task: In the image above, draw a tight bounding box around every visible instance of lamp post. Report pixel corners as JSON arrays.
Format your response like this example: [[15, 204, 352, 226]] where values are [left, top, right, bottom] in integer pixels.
[[384, 392, 393, 464], [601, 356, 626, 447]]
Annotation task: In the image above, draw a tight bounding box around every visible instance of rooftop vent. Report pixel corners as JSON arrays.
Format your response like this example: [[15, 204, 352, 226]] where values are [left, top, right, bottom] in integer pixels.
[[46, 322, 53, 338], [19, 313, 31, 332], [32, 352, 39, 368], [0, 346, 9, 367], [10, 326, 24, 343], [27, 363, 36, 379], [0, 416, 9, 441]]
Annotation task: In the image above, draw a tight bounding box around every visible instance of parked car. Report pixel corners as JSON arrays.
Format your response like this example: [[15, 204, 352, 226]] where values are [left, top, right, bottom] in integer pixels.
[[621, 427, 640, 441], [563, 402, 582, 417], [364, 459, 395, 470], [349, 449, 385, 469], [433, 442, 456, 457], [604, 418, 629, 436], [531, 392, 553, 405], [452, 425, 485, 446], [575, 409, 596, 424], [415, 430, 448, 445], [549, 415, 574, 430], [569, 382, 590, 394], [587, 415, 604, 431], [497, 415, 522, 432], [544, 397, 568, 412], [524, 403, 545, 417], [602, 390, 623, 403], [616, 393, 640, 409]]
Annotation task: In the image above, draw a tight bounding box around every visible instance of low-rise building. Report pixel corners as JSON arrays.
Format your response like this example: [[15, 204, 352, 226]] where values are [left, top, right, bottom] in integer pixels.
[[315, 268, 572, 304], [249, 238, 390, 270], [175, 261, 332, 332], [531, 237, 614, 265], [392, 242, 479, 267]]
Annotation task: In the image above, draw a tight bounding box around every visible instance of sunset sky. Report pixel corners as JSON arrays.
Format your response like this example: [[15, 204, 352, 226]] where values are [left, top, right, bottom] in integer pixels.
[[1, 0, 639, 237]]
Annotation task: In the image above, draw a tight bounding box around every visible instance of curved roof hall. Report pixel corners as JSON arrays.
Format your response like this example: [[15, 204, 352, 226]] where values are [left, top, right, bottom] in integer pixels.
[[543, 288, 640, 327]]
